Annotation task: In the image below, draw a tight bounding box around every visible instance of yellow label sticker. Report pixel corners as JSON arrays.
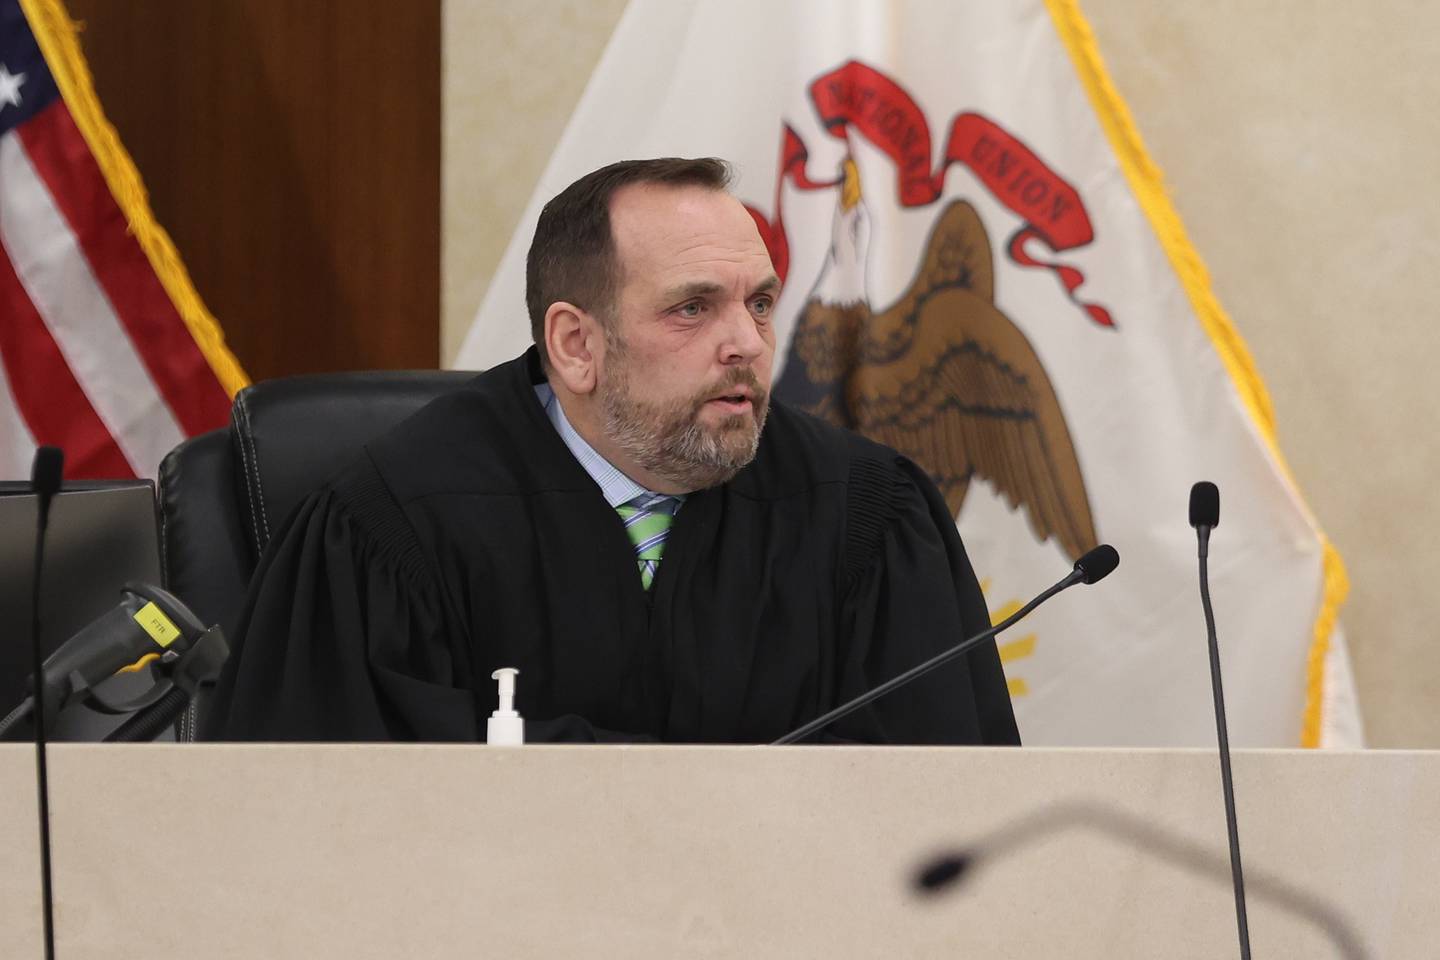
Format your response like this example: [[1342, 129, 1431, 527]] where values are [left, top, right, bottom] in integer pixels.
[[133, 601, 180, 648]]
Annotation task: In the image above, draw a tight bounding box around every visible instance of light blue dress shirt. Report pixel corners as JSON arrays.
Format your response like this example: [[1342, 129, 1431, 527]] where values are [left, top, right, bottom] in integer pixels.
[[533, 383, 685, 511]]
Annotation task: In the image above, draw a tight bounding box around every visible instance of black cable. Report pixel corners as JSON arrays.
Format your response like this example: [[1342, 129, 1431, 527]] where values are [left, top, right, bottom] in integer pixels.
[[106, 686, 191, 743], [0, 696, 35, 739], [1199, 528, 1252, 960]]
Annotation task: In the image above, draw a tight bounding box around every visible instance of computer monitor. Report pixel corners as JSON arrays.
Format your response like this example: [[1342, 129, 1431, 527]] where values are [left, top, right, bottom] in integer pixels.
[[0, 481, 168, 741]]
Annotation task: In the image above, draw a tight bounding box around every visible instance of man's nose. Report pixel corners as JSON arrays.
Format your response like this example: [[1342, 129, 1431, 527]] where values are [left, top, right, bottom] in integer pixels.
[[719, 304, 768, 364]]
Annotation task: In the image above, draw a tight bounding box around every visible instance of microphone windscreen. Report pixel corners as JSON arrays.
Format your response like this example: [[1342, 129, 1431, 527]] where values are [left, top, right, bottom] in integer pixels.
[[1189, 481, 1220, 528], [31, 446, 64, 498], [1074, 544, 1120, 584]]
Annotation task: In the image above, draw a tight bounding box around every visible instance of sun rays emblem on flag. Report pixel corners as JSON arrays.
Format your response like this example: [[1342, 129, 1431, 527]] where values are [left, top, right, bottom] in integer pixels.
[[746, 61, 1113, 562]]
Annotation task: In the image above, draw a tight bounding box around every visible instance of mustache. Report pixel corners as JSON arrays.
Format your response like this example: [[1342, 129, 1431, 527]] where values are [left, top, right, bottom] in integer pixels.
[[691, 367, 768, 411]]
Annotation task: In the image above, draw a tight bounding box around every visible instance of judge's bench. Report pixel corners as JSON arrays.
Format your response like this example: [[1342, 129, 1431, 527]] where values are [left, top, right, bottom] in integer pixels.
[[2, 743, 1435, 958]]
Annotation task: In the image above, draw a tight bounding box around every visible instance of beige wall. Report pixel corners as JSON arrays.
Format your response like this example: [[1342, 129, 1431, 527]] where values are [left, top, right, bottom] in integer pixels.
[[442, 1, 1440, 746], [441, 0, 630, 365]]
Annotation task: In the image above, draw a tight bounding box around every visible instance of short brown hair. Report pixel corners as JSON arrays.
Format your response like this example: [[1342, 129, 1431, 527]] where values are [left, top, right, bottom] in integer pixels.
[[525, 157, 733, 364]]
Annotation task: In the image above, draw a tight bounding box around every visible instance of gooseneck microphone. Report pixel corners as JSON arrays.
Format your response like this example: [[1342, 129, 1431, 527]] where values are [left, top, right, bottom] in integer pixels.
[[772, 544, 1120, 745], [914, 802, 1366, 960], [1190, 481, 1252, 960], [29, 446, 63, 960]]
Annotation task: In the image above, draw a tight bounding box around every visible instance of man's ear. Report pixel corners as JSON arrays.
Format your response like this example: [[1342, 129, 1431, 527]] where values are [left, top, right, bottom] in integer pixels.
[[544, 301, 603, 395]]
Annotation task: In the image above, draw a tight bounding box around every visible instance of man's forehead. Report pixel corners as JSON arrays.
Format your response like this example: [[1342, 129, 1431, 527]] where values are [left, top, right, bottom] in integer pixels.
[[609, 182, 763, 257]]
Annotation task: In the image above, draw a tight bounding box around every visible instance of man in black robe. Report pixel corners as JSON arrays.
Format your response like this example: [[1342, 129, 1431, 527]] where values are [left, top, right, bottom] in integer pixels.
[[206, 158, 1019, 745]]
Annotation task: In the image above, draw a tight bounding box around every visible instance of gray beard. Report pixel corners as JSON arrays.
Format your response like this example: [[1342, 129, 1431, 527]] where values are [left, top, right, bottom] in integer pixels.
[[599, 355, 768, 492]]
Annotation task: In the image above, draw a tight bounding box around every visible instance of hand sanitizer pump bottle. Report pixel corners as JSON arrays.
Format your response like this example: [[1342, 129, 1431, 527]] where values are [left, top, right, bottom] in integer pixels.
[[486, 668, 524, 745]]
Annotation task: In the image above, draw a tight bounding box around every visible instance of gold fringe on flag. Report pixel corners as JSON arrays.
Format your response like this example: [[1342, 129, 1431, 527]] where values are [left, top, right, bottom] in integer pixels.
[[1045, 0, 1350, 747], [19, 0, 250, 398]]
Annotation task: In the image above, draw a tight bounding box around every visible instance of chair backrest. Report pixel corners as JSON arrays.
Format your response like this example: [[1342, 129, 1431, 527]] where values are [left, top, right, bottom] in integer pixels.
[[158, 429, 251, 640], [230, 371, 476, 557], [158, 370, 475, 637]]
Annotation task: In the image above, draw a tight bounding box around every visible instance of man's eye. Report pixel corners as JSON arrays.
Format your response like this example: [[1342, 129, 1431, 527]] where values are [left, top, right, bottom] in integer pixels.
[[678, 301, 704, 318], [751, 298, 773, 318]]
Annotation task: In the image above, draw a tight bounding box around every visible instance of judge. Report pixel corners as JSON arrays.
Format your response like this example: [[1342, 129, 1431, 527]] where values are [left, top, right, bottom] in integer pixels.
[[206, 157, 1019, 745]]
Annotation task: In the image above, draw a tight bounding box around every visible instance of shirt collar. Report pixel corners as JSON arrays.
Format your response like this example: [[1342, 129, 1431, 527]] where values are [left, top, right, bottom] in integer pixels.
[[533, 383, 684, 509]]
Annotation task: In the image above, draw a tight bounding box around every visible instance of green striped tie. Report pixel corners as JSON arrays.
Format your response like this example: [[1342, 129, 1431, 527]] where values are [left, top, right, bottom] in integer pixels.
[[617, 494, 677, 590]]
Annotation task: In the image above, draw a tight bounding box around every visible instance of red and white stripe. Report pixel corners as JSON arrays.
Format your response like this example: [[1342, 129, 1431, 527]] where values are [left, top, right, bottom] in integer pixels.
[[0, 99, 230, 480], [0, 332, 36, 469]]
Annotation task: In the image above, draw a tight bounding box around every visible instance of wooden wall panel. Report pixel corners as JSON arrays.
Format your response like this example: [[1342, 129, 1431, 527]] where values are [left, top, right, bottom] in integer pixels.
[[64, 0, 441, 381]]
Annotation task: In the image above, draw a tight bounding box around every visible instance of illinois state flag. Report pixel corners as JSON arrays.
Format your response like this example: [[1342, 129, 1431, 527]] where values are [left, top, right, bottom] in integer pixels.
[[0, 0, 244, 480], [458, 0, 1362, 747]]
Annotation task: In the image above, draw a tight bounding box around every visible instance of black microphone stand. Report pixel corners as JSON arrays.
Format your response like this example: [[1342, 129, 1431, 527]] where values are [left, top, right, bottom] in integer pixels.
[[28, 447, 63, 960], [916, 801, 1365, 960], [774, 575, 1076, 745], [773, 545, 1119, 745], [1197, 521, 1252, 959], [1190, 481, 1252, 960]]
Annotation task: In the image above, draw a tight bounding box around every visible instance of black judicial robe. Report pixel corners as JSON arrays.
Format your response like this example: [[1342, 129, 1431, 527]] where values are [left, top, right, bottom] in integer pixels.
[[205, 349, 1019, 745]]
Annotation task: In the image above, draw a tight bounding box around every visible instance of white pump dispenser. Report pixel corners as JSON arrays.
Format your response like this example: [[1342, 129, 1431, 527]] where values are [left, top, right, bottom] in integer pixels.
[[486, 668, 524, 745]]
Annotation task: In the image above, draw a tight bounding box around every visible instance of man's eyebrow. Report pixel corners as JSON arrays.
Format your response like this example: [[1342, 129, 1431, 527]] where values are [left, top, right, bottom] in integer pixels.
[[751, 275, 782, 296], [659, 276, 782, 304], [660, 281, 725, 303]]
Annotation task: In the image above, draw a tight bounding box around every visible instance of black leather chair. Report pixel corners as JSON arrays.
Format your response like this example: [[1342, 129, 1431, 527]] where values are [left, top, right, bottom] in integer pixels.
[[157, 370, 475, 735]]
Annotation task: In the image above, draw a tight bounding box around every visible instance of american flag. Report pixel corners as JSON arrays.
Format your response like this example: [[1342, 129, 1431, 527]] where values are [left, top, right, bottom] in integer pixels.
[[0, 0, 243, 480]]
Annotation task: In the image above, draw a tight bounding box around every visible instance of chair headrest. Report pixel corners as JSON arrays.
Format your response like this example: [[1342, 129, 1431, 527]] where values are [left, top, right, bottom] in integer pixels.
[[231, 370, 475, 554]]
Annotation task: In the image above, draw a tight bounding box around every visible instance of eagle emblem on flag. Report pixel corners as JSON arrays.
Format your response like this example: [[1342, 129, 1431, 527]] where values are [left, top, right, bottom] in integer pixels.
[[751, 61, 1108, 561]]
